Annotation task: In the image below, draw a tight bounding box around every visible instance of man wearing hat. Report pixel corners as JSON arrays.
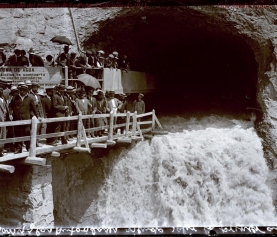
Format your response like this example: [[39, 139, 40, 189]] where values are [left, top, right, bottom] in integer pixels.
[[5, 49, 21, 66], [44, 55, 55, 67], [18, 50, 29, 67], [29, 82, 46, 145], [64, 86, 78, 141], [107, 90, 122, 134], [105, 54, 114, 68], [47, 84, 68, 145], [95, 90, 107, 137], [86, 86, 97, 138], [119, 55, 130, 71], [9, 84, 39, 153], [75, 88, 94, 137], [67, 52, 77, 79], [25, 80, 32, 92], [75, 50, 95, 76], [0, 48, 6, 66], [133, 93, 145, 121], [56, 45, 70, 66], [29, 48, 44, 67]]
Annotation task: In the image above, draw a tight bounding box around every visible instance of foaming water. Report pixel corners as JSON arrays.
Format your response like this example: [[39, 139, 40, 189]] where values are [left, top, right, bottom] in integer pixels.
[[96, 116, 276, 227]]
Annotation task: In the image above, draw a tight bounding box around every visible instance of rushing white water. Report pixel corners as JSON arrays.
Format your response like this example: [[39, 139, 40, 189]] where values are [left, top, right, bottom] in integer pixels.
[[96, 116, 276, 227]]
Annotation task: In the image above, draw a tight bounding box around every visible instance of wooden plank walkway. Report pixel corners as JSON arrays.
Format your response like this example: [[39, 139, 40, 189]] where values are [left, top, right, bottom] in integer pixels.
[[0, 110, 168, 173]]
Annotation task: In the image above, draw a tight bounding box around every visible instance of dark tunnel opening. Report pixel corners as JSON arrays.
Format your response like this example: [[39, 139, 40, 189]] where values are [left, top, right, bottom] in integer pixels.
[[84, 8, 258, 117]]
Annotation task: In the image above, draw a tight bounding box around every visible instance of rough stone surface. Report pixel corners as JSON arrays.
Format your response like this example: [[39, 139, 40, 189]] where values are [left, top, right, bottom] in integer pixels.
[[0, 165, 54, 228]]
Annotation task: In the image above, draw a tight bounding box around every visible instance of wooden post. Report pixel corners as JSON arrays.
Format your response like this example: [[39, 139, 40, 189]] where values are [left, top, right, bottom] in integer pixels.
[[125, 111, 130, 137], [108, 111, 114, 141], [132, 111, 137, 136], [152, 109, 155, 130], [76, 113, 82, 148], [29, 116, 38, 158], [65, 66, 68, 87]]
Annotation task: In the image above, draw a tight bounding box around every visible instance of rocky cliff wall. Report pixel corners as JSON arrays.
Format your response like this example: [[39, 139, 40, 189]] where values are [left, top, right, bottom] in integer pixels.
[[0, 8, 121, 58], [0, 165, 54, 228]]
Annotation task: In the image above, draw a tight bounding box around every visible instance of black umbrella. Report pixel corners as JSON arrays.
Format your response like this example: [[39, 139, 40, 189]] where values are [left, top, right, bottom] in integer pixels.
[[50, 36, 72, 45]]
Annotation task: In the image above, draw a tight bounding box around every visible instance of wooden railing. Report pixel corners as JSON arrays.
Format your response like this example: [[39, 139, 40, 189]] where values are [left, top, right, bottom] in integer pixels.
[[0, 109, 166, 173]]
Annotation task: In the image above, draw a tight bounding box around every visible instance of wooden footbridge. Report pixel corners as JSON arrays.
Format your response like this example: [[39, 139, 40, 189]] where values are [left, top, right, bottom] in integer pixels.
[[0, 110, 168, 173]]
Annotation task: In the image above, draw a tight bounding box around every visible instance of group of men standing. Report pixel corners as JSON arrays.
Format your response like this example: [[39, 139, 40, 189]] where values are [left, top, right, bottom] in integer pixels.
[[0, 79, 145, 155]]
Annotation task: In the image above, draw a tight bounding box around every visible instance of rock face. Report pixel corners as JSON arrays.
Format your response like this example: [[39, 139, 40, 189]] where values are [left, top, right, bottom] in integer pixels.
[[0, 8, 121, 58], [0, 165, 54, 228]]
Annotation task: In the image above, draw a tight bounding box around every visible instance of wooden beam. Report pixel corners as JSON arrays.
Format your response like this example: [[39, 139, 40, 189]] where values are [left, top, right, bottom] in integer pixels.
[[106, 140, 116, 146], [117, 138, 132, 143], [0, 164, 15, 173], [81, 122, 91, 152], [0, 152, 30, 163], [136, 111, 153, 118], [51, 151, 60, 157], [91, 143, 107, 148], [154, 116, 164, 130], [108, 112, 114, 141], [131, 136, 143, 141], [125, 111, 130, 137], [152, 109, 155, 130], [132, 111, 137, 136], [73, 147, 91, 153], [29, 116, 38, 158], [137, 121, 152, 125], [24, 157, 46, 166], [152, 131, 169, 135]]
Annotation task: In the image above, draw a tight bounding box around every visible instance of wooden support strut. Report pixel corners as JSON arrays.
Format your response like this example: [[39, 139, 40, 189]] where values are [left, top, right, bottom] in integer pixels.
[[107, 111, 116, 146], [74, 113, 90, 153], [26, 116, 46, 166]]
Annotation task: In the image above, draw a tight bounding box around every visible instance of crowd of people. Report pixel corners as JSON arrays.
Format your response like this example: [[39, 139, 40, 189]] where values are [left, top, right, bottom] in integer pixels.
[[0, 79, 145, 155], [0, 46, 130, 79]]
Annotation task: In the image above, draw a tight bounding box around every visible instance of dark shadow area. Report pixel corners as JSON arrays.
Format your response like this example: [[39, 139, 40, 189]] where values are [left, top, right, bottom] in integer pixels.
[[84, 7, 258, 116]]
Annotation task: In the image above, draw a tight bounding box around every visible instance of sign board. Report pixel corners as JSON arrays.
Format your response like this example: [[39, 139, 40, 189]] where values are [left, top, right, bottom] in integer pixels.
[[0, 66, 62, 87]]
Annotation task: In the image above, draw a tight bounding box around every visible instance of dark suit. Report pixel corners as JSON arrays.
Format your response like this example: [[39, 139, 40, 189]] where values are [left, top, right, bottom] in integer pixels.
[[47, 92, 67, 145], [75, 98, 92, 136], [6, 55, 20, 66], [9, 94, 38, 151], [29, 54, 44, 67]]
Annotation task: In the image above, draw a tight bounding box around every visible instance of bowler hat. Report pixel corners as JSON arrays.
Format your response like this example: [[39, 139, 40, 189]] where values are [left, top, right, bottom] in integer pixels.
[[113, 51, 118, 56], [18, 82, 26, 87], [19, 84, 29, 90], [109, 90, 115, 94], [109, 54, 114, 59], [32, 82, 40, 87], [66, 86, 75, 93], [28, 48, 35, 54], [11, 86, 18, 91], [139, 93, 144, 97], [58, 84, 65, 89], [98, 50, 105, 54]]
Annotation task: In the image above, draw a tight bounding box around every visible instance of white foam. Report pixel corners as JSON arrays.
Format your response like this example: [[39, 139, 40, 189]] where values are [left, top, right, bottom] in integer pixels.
[[96, 116, 276, 227]]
